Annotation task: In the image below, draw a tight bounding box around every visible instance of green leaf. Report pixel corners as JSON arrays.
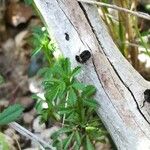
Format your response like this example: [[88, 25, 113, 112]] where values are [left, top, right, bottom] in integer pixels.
[[83, 99, 99, 108], [52, 139, 63, 150], [24, 0, 33, 5], [45, 86, 59, 102], [64, 113, 79, 124], [72, 82, 86, 90], [71, 66, 81, 77], [0, 132, 10, 150], [31, 94, 44, 101], [32, 26, 45, 38], [58, 106, 76, 115], [82, 85, 96, 97], [86, 135, 95, 150], [58, 81, 66, 98], [51, 127, 73, 141], [62, 58, 71, 74], [73, 144, 80, 150], [64, 132, 74, 150], [146, 4, 150, 11], [75, 131, 81, 146], [31, 46, 42, 56], [68, 88, 77, 105], [35, 100, 45, 113], [37, 67, 51, 77], [0, 104, 24, 125], [41, 109, 49, 122], [48, 42, 56, 52], [52, 62, 64, 75], [85, 126, 108, 141], [87, 118, 102, 127]]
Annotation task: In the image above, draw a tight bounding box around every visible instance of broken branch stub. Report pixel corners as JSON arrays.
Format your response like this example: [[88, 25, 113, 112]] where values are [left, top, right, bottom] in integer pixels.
[[33, 0, 150, 149]]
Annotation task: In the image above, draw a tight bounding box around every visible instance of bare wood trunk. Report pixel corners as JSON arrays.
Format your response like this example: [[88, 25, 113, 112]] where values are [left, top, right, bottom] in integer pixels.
[[33, 0, 150, 149]]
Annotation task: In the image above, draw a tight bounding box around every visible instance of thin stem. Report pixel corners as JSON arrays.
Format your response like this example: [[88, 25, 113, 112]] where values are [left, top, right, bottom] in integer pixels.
[[43, 46, 52, 66], [135, 23, 150, 57], [62, 91, 69, 127], [11, 131, 21, 150]]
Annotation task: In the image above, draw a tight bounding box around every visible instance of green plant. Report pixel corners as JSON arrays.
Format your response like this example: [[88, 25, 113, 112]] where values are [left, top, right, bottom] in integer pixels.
[[36, 58, 107, 149], [31, 26, 56, 64], [0, 104, 24, 125], [31, 27, 108, 149], [27, 26, 57, 77]]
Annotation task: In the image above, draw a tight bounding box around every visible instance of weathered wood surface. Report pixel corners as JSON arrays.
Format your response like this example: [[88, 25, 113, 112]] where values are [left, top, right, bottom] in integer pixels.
[[33, 0, 150, 149]]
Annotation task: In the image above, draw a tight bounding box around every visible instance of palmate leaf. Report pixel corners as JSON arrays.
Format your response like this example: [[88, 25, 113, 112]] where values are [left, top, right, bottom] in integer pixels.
[[0, 104, 24, 125]]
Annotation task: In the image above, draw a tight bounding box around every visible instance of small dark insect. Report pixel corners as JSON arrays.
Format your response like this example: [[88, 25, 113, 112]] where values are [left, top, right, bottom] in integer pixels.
[[142, 89, 150, 107], [75, 50, 91, 63], [144, 89, 150, 102], [65, 33, 69, 41]]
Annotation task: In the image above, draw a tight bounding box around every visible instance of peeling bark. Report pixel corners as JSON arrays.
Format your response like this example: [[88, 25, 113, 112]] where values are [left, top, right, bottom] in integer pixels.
[[33, 0, 150, 149]]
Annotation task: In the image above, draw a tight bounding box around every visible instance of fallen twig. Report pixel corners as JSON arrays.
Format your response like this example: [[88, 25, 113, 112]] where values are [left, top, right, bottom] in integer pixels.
[[9, 122, 56, 150], [78, 0, 150, 20]]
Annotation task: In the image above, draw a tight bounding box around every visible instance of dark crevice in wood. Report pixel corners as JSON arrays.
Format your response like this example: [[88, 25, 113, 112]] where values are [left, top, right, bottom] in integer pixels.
[[100, 41, 150, 125], [91, 57, 125, 124]]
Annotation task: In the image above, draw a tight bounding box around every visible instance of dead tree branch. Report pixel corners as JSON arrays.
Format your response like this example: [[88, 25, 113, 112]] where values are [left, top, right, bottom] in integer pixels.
[[33, 0, 150, 149]]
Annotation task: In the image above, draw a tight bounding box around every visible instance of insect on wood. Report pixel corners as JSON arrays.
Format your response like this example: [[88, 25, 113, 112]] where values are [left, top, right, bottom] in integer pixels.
[[65, 33, 69, 41], [75, 50, 91, 63], [141, 89, 150, 107]]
